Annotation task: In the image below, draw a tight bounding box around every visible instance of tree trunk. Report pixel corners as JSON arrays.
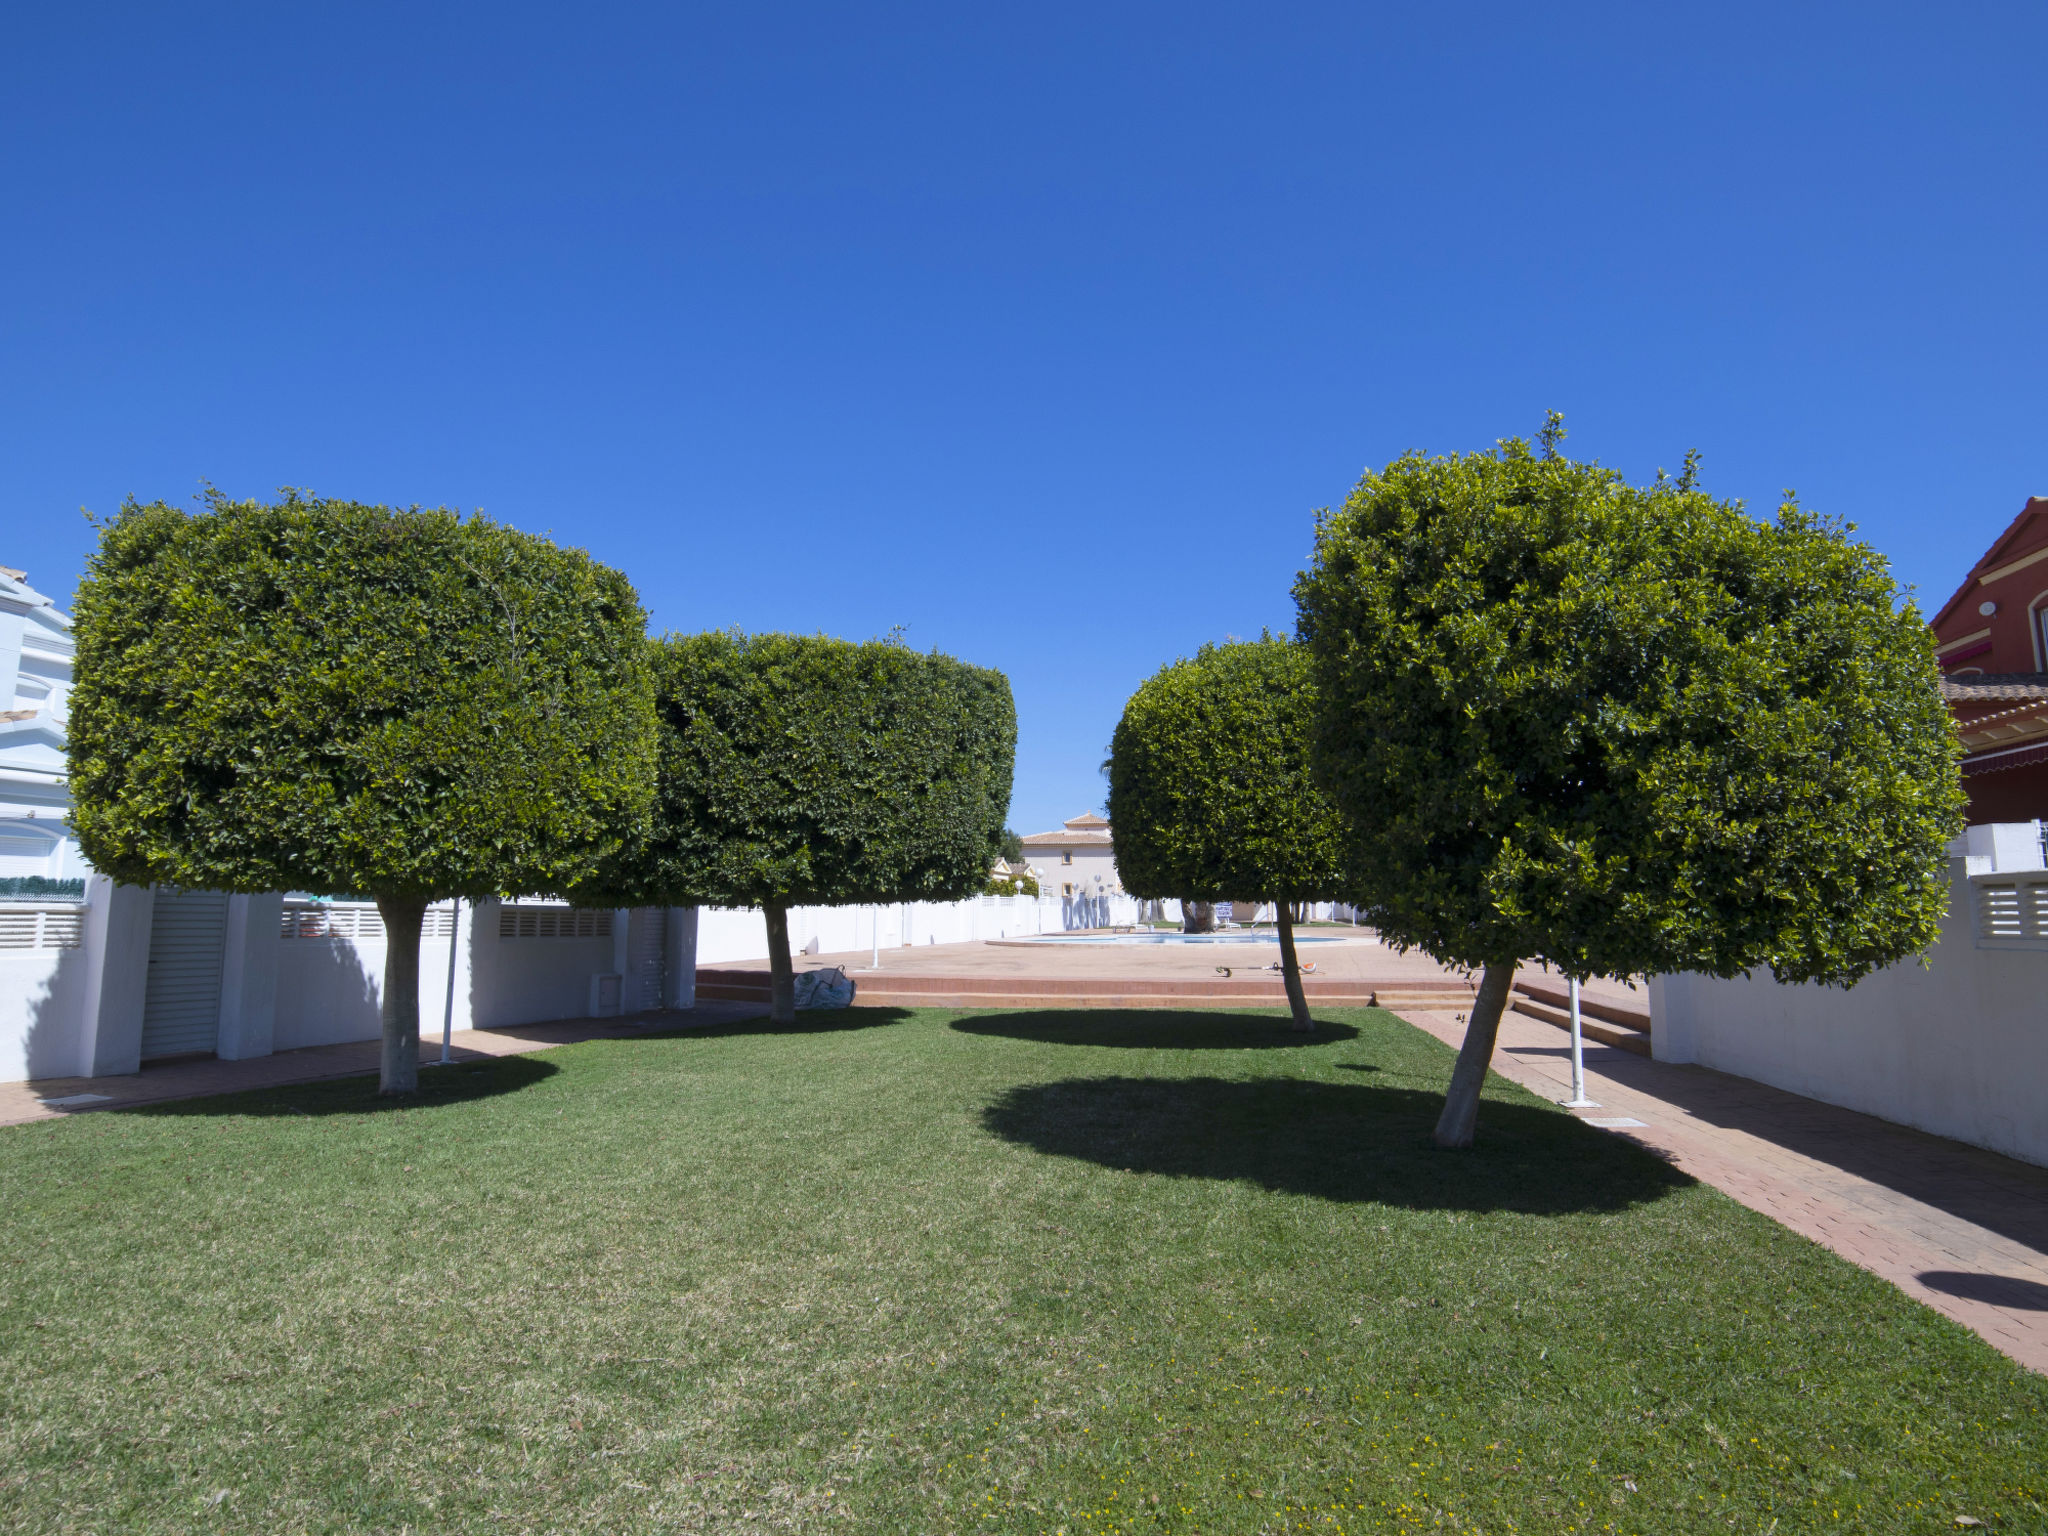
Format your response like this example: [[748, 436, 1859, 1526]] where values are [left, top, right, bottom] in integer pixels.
[[1182, 899, 1215, 934], [1275, 902, 1313, 1032], [1432, 961, 1516, 1148], [764, 902, 796, 1024], [376, 894, 428, 1095]]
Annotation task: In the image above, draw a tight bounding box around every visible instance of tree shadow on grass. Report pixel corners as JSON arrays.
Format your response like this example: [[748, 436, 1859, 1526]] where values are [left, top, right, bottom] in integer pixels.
[[671, 1006, 918, 1040], [108, 1053, 562, 1119], [951, 1009, 1359, 1050], [982, 1076, 1693, 1215]]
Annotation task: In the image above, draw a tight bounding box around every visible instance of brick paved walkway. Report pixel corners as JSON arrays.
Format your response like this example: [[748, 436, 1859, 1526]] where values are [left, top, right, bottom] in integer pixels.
[[0, 1001, 765, 1129], [1394, 1004, 2048, 1374]]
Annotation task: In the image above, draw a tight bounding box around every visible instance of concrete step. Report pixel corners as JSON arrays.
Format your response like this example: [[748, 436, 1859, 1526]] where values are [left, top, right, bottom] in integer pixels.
[[1508, 997, 1651, 1056], [851, 991, 1390, 1011], [815, 975, 1471, 1001], [695, 967, 1480, 1013], [1512, 979, 1650, 1032], [695, 981, 771, 1002]]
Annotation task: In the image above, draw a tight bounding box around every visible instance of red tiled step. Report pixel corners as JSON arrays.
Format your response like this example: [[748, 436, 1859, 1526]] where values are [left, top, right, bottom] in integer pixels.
[[694, 966, 1476, 1011], [850, 990, 1460, 1012], [1508, 981, 1652, 1057], [1512, 980, 1650, 1032]]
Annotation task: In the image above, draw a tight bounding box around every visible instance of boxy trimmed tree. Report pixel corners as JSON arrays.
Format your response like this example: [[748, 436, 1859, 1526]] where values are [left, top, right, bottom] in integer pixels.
[[1294, 424, 1965, 1146], [68, 491, 658, 1094], [588, 630, 1016, 1023], [1108, 638, 1348, 1030]]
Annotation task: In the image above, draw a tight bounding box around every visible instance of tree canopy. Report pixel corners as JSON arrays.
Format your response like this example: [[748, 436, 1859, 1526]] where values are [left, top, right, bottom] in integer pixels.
[[1107, 637, 1347, 1028], [69, 490, 657, 1091], [587, 629, 1016, 1020], [1294, 427, 1964, 1142]]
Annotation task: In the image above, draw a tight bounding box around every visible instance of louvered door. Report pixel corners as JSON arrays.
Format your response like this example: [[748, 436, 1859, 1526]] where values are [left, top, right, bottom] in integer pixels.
[[628, 907, 664, 1012], [140, 889, 229, 1060]]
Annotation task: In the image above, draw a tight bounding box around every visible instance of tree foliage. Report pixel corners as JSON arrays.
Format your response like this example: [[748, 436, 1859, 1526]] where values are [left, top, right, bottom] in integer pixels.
[[1110, 638, 1346, 905], [586, 630, 1016, 1018], [69, 490, 657, 1089], [1108, 637, 1347, 1027], [1294, 430, 1964, 1138]]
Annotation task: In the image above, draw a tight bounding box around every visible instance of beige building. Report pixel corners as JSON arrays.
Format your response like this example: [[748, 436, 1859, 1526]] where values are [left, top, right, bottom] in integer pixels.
[[1019, 812, 1120, 900]]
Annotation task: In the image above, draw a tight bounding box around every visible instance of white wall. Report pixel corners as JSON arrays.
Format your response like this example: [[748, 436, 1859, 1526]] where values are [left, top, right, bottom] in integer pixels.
[[8, 883, 1213, 1082], [273, 899, 687, 1047], [1651, 828, 2048, 1168], [694, 891, 1158, 965], [2, 892, 703, 1083], [0, 915, 91, 1082]]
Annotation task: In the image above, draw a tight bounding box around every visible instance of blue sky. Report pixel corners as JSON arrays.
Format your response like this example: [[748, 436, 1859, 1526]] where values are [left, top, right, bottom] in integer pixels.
[[4, 3, 2043, 836]]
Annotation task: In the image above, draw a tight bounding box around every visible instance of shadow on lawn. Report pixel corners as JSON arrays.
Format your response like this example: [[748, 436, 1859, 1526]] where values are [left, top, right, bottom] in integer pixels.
[[952, 1009, 1359, 1050], [674, 1006, 916, 1039], [110, 1054, 562, 1119], [982, 1075, 1694, 1214]]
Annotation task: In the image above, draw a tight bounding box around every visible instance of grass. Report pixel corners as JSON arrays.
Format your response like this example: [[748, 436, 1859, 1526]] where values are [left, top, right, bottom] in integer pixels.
[[1, 1005, 2042, 1535]]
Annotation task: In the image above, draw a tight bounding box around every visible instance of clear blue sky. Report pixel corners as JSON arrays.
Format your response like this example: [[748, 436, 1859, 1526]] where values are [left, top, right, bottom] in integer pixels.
[[4, 3, 2043, 836]]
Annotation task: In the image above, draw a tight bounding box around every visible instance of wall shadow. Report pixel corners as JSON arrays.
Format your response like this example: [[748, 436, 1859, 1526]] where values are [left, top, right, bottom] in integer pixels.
[[951, 1009, 1359, 1050], [103, 1053, 561, 1118], [273, 928, 381, 1050], [1917, 1270, 2048, 1312], [981, 1075, 1693, 1215], [21, 934, 91, 1080]]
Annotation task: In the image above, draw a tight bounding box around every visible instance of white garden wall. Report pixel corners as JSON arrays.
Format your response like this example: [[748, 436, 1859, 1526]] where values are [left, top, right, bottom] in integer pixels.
[[1650, 826, 2048, 1168], [694, 892, 1162, 965]]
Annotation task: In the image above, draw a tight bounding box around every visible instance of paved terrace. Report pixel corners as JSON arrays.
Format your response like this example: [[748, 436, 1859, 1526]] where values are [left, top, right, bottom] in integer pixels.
[[702, 928, 1648, 1013]]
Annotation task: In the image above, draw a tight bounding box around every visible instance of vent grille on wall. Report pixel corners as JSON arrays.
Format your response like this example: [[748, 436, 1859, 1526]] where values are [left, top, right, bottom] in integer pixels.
[[1973, 879, 2048, 945], [280, 903, 459, 940], [499, 906, 613, 940], [0, 907, 85, 950]]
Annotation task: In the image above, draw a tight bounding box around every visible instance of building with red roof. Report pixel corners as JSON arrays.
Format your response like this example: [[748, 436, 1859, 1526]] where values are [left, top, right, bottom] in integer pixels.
[[1930, 496, 2048, 824]]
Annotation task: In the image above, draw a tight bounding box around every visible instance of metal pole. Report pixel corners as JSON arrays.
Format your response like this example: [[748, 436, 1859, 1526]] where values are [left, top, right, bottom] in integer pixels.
[[870, 904, 880, 971], [440, 898, 461, 1066], [1562, 974, 1598, 1108]]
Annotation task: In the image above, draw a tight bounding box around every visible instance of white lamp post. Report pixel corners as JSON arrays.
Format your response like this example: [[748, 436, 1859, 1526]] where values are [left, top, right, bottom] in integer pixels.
[[1561, 975, 1599, 1109]]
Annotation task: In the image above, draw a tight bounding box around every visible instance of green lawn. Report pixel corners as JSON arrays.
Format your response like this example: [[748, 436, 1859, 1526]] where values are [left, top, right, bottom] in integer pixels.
[[1, 1007, 2041, 1535]]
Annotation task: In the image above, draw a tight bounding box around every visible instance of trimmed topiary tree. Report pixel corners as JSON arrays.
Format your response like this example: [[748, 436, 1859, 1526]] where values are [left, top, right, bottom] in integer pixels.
[[69, 491, 657, 1094], [587, 630, 1016, 1023], [1107, 638, 1348, 1030], [1294, 422, 1965, 1146]]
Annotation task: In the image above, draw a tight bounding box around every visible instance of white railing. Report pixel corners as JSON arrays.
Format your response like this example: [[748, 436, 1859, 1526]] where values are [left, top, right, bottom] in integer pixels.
[[280, 899, 457, 940], [0, 905, 84, 950]]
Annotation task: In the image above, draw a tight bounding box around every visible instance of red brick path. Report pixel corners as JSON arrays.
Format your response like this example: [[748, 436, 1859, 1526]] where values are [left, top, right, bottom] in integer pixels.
[[1395, 1005, 2048, 1374]]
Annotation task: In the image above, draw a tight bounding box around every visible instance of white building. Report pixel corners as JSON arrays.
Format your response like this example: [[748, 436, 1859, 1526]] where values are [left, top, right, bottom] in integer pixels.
[[0, 566, 79, 894], [1019, 812, 1120, 901]]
